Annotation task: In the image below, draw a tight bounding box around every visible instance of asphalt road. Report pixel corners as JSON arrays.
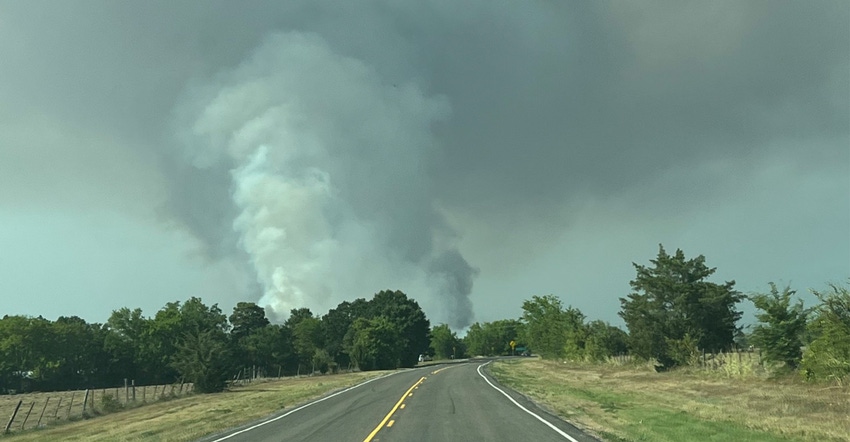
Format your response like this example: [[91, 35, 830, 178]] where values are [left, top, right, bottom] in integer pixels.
[[199, 360, 599, 442]]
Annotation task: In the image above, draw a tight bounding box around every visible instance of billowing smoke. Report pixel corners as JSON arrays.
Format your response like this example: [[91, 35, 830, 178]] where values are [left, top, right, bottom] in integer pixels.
[[177, 32, 477, 327]]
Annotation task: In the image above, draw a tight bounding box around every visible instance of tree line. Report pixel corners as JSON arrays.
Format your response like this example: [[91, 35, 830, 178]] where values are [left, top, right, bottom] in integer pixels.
[[3, 245, 848, 395], [509, 245, 850, 383], [0, 290, 430, 394]]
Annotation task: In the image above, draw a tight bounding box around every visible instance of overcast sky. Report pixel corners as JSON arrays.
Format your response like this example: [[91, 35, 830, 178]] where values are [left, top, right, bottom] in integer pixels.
[[1, 1, 848, 329]]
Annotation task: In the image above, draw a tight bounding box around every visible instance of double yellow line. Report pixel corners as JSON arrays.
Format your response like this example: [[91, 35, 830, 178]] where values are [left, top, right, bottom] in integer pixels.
[[363, 376, 426, 442]]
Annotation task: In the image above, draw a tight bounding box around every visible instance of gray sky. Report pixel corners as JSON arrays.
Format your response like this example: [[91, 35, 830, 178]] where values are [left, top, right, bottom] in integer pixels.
[[1, 1, 848, 329]]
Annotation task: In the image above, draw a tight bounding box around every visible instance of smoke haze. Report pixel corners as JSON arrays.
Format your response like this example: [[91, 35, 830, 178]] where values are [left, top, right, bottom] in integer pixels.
[[176, 33, 474, 325], [0, 1, 846, 328]]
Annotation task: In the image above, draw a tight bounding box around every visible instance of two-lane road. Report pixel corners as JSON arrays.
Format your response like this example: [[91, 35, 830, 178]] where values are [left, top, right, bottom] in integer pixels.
[[200, 361, 598, 442]]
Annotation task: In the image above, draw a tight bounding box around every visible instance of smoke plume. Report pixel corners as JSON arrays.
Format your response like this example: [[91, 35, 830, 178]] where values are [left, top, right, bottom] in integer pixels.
[[177, 32, 476, 327]]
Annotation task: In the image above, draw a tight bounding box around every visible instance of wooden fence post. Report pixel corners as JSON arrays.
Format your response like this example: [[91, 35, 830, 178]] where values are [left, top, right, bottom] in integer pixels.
[[142, 385, 146, 403], [53, 397, 62, 419], [20, 402, 35, 430], [67, 392, 75, 419], [36, 397, 50, 428], [153, 385, 158, 401], [124, 379, 129, 404], [132, 380, 136, 403], [82, 389, 89, 416], [4, 400, 22, 433]]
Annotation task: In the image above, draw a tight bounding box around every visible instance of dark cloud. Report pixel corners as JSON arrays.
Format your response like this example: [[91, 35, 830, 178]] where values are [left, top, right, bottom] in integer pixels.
[[1, 1, 846, 326]]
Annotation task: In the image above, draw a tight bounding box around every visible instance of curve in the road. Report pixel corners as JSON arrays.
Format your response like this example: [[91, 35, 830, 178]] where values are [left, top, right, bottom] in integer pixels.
[[476, 361, 579, 442]]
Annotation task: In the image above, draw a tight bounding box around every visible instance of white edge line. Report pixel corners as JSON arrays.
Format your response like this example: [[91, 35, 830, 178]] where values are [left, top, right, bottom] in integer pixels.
[[477, 361, 580, 442], [210, 372, 401, 442]]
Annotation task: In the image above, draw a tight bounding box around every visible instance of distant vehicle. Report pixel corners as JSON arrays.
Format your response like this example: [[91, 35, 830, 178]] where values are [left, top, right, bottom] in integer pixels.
[[418, 354, 433, 362]]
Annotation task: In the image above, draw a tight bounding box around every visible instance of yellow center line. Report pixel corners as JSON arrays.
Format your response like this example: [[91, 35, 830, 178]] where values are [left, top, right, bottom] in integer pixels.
[[363, 376, 425, 442], [431, 365, 457, 375]]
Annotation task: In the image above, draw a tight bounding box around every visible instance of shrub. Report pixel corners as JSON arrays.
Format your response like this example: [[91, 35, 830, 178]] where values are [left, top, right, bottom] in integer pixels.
[[800, 282, 850, 383], [100, 394, 124, 413]]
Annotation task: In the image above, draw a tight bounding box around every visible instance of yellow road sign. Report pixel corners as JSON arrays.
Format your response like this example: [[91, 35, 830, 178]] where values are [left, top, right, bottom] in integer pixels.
[[510, 340, 516, 349]]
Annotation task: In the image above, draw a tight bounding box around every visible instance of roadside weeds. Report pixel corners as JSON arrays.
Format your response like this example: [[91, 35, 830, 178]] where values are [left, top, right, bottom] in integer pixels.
[[490, 358, 849, 442]]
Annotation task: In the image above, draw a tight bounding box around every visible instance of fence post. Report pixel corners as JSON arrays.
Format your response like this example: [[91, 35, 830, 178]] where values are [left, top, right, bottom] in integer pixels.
[[36, 397, 50, 428], [132, 380, 136, 403], [67, 392, 75, 419], [21, 402, 35, 430], [82, 389, 89, 417], [4, 400, 22, 433], [142, 385, 146, 403], [53, 396, 62, 419], [153, 385, 157, 401], [124, 379, 129, 404]]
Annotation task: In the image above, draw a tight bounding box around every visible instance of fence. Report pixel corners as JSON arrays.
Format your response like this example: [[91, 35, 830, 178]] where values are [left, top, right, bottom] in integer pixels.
[[2, 381, 193, 434]]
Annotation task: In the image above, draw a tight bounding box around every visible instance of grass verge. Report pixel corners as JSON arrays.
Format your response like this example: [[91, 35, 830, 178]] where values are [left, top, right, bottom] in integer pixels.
[[2, 371, 388, 441], [490, 358, 849, 442]]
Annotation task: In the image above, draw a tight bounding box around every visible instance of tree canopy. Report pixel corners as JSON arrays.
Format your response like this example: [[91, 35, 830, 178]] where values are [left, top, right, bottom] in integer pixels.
[[619, 245, 743, 368], [750, 283, 808, 369]]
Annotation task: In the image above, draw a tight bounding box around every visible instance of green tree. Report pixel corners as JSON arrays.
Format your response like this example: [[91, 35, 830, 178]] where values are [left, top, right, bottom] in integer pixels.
[[800, 282, 850, 382], [292, 316, 324, 374], [583, 320, 629, 362], [0, 315, 54, 392], [322, 299, 370, 369], [369, 290, 430, 367], [48, 316, 103, 390], [241, 324, 295, 376], [171, 329, 231, 393], [430, 324, 464, 359], [344, 317, 403, 370], [144, 302, 185, 384], [229, 302, 270, 341], [561, 307, 587, 360], [749, 283, 808, 369], [104, 307, 150, 382], [619, 245, 743, 368], [464, 320, 524, 356], [285, 308, 315, 330], [520, 295, 574, 359]]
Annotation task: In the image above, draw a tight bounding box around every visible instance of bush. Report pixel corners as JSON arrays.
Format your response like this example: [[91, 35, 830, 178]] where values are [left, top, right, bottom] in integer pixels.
[[800, 282, 850, 383], [100, 394, 124, 413], [749, 283, 808, 369]]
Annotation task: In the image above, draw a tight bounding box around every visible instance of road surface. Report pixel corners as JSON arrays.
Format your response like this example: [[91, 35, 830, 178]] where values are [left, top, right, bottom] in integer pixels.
[[199, 360, 599, 442]]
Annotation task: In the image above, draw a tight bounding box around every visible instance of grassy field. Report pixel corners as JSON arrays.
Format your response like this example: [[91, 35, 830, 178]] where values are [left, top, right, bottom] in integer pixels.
[[2, 371, 387, 441], [1, 383, 194, 433], [490, 358, 850, 442]]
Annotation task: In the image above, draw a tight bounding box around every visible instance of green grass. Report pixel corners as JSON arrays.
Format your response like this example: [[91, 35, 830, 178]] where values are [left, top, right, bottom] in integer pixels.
[[490, 358, 849, 442]]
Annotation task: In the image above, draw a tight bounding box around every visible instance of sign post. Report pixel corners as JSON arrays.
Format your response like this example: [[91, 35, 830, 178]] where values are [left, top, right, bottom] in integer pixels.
[[509, 340, 516, 356]]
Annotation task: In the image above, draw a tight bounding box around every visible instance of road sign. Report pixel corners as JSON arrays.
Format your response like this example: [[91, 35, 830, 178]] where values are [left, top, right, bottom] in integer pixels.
[[510, 340, 516, 349]]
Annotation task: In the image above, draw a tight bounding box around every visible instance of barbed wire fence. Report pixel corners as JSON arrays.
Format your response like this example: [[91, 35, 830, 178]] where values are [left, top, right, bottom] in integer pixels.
[[2, 380, 193, 435]]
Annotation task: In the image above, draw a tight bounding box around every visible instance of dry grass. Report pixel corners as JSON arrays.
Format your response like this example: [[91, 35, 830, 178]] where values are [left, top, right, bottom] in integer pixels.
[[491, 358, 850, 442], [2, 372, 387, 441], [1, 384, 192, 433]]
